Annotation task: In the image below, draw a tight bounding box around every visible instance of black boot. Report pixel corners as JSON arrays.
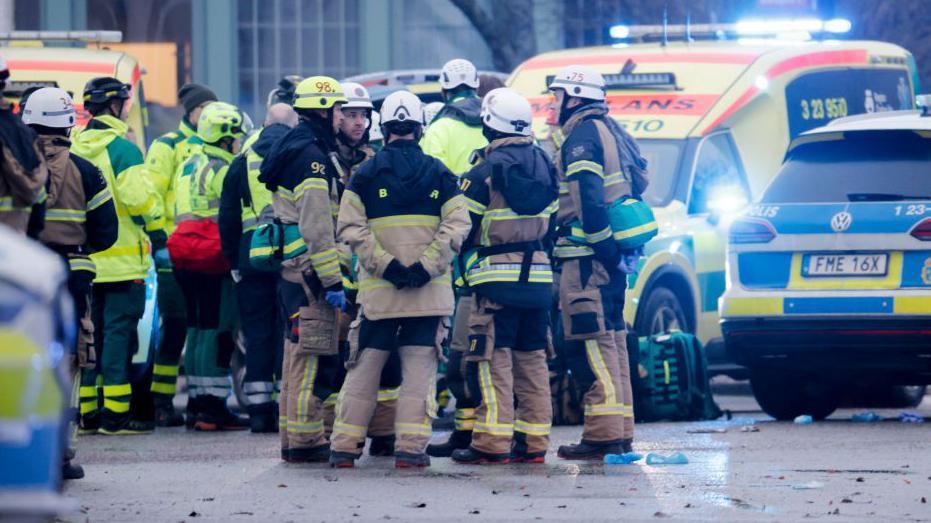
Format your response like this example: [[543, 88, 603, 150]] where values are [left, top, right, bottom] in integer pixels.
[[395, 452, 430, 469], [426, 430, 472, 457], [79, 412, 100, 435], [287, 444, 331, 463], [193, 396, 249, 432], [185, 396, 202, 430], [99, 412, 154, 435], [248, 403, 279, 434], [153, 394, 184, 427], [329, 450, 360, 468], [557, 440, 623, 461], [621, 439, 634, 454], [62, 460, 85, 480], [451, 447, 510, 465], [368, 435, 395, 457], [510, 433, 546, 464]]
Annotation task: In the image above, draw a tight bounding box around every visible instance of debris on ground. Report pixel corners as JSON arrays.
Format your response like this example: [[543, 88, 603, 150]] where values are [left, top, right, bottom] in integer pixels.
[[792, 481, 825, 490], [899, 412, 924, 424], [687, 428, 727, 434], [740, 425, 760, 433], [851, 412, 882, 422], [794, 415, 814, 425], [645, 452, 689, 465]]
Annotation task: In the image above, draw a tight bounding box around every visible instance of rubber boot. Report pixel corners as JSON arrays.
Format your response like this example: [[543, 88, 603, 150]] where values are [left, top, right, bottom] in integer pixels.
[[426, 430, 472, 457], [185, 396, 202, 430], [62, 460, 85, 480], [451, 447, 510, 465], [621, 439, 634, 454], [556, 440, 624, 461], [248, 403, 279, 434], [511, 433, 546, 464], [368, 435, 395, 457], [193, 396, 249, 432], [395, 452, 430, 469], [153, 394, 184, 428], [329, 451, 360, 468], [79, 412, 100, 435], [287, 444, 331, 463], [99, 412, 154, 435]]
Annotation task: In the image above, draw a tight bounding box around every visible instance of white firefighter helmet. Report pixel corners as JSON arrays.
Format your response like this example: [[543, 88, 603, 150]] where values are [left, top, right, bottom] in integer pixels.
[[340, 81, 374, 110], [480, 88, 532, 136], [548, 65, 606, 101], [440, 58, 480, 90], [369, 111, 384, 142], [423, 101, 444, 126], [21, 87, 77, 128], [380, 90, 423, 126]]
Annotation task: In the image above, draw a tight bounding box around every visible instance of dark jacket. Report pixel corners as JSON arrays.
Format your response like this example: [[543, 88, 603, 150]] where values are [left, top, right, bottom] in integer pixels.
[[219, 123, 290, 272], [461, 138, 558, 307]]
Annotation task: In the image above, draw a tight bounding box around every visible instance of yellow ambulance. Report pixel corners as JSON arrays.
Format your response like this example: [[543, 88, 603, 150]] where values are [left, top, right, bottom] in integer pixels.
[[508, 34, 917, 373], [2, 31, 149, 149]]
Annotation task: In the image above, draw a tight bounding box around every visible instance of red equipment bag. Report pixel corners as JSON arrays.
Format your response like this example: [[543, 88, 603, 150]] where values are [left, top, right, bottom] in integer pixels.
[[166, 219, 230, 274]]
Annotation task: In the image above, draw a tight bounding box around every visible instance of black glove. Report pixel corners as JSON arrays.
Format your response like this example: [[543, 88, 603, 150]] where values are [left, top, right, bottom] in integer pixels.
[[407, 262, 432, 289], [383, 259, 410, 289]]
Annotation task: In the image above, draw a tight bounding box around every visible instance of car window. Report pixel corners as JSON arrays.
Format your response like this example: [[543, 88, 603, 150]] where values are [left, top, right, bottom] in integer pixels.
[[638, 139, 683, 207], [762, 130, 931, 203], [688, 133, 749, 214]]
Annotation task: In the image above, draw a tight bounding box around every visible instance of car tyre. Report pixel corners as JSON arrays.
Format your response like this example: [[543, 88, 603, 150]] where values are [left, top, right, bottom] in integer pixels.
[[636, 286, 689, 335], [750, 368, 840, 421]]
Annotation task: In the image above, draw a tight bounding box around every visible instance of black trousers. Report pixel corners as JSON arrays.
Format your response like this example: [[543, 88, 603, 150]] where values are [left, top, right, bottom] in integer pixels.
[[237, 272, 283, 407]]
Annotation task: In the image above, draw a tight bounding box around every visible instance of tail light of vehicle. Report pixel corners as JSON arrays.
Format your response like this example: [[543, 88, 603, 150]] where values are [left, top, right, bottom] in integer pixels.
[[729, 218, 776, 244], [910, 218, 931, 241]]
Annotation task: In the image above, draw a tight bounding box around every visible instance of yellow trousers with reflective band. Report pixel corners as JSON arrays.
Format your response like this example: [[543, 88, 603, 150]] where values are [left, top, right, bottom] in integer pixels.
[[471, 348, 552, 456], [332, 346, 437, 456]]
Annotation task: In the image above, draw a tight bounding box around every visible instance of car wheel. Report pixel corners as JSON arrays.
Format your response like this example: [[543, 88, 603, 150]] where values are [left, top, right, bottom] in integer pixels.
[[637, 286, 688, 335], [750, 368, 840, 421], [885, 385, 927, 408]]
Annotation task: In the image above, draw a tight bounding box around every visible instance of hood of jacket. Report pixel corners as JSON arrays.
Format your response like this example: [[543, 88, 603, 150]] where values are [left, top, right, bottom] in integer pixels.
[[258, 119, 320, 190], [436, 95, 482, 127], [370, 139, 438, 206], [0, 100, 40, 171], [251, 123, 291, 159], [486, 138, 558, 216], [70, 115, 128, 159]]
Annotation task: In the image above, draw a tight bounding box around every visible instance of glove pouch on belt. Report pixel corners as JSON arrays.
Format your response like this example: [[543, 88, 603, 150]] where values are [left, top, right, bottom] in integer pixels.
[[465, 298, 499, 362], [298, 300, 338, 355]]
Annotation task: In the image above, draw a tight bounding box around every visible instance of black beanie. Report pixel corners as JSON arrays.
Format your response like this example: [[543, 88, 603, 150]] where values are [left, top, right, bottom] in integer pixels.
[[178, 83, 217, 114]]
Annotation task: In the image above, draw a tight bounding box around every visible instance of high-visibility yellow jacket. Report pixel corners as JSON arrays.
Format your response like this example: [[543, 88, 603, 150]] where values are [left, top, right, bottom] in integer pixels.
[[174, 142, 234, 223], [71, 115, 164, 283], [420, 95, 488, 176], [145, 119, 201, 234]]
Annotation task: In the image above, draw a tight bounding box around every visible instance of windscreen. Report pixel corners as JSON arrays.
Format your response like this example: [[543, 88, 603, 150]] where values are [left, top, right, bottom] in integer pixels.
[[762, 130, 931, 203], [638, 139, 684, 207]]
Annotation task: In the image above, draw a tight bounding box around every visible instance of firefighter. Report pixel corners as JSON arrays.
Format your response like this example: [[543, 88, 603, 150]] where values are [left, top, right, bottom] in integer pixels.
[[0, 56, 48, 235], [144, 83, 218, 427], [168, 101, 252, 431], [449, 88, 557, 465], [331, 90, 470, 469], [421, 58, 488, 175], [22, 87, 119, 479], [319, 81, 401, 456], [549, 65, 647, 459], [257, 76, 346, 463], [71, 76, 166, 435], [218, 103, 297, 433]]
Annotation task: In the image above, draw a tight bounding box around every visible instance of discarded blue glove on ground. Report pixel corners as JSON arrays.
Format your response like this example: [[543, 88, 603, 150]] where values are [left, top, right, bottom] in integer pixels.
[[645, 452, 688, 465]]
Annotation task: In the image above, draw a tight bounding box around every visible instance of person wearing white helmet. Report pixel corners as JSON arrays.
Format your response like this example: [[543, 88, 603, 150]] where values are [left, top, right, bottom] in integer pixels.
[[0, 55, 48, 236], [443, 88, 558, 465], [422, 101, 444, 128], [23, 86, 119, 480], [327, 80, 400, 458], [548, 65, 650, 460], [420, 58, 488, 175], [332, 90, 470, 469], [368, 110, 384, 150]]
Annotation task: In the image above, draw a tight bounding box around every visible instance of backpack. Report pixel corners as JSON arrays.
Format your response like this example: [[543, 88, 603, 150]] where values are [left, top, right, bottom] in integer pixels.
[[629, 330, 722, 422]]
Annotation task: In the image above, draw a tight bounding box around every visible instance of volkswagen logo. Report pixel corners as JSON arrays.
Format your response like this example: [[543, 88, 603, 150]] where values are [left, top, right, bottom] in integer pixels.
[[830, 211, 852, 232]]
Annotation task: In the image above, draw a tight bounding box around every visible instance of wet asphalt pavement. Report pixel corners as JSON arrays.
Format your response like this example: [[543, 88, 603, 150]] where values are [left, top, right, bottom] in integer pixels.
[[63, 386, 931, 522]]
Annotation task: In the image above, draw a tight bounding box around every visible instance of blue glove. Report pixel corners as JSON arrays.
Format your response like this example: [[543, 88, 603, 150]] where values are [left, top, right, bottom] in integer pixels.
[[154, 248, 172, 270], [325, 290, 347, 311], [616, 247, 644, 274]]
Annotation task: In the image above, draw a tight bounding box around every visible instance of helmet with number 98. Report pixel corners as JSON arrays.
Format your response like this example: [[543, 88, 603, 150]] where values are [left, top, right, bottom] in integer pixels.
[[293, 76, 348, 110]]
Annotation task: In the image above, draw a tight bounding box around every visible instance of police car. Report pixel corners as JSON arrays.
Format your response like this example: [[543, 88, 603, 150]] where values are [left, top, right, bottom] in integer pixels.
[[720, 102, 931, 420]]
